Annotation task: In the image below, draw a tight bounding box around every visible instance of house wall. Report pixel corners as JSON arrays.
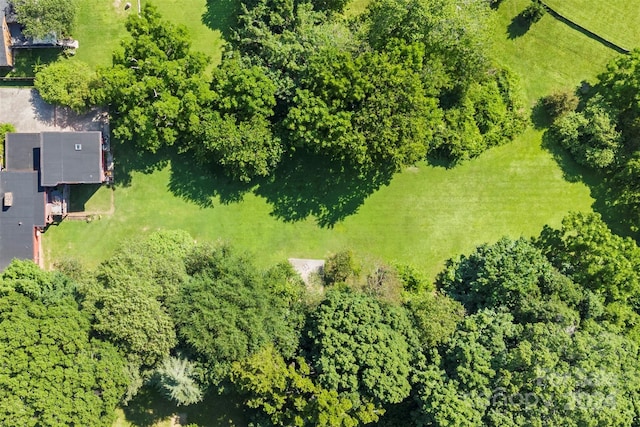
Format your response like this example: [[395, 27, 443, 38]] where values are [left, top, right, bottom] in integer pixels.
[[1, 15, 12, 67]]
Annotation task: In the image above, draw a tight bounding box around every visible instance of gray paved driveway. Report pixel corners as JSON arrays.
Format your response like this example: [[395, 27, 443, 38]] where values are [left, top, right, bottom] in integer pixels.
[[0, 88, 104, 132]]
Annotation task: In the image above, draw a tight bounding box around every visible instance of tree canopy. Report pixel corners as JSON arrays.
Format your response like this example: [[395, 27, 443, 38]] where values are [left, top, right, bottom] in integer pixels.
[[0, 262, 128, 426], [13, 0, 77, 38]]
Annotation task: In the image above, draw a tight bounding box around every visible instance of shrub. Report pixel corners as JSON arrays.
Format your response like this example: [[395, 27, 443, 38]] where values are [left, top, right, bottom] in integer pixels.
[[542, 91, 579, 120], [522, 1, 546, 23]]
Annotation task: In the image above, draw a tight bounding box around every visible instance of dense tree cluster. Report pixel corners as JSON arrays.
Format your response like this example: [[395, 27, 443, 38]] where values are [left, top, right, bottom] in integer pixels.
[[37, 0, 525, 183], [3, 214, 640, 425]]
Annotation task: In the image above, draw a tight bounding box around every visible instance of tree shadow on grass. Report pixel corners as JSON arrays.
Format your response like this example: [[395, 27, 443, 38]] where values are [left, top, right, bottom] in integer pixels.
[[508, 13, 533, 39], [167, 154, 254, 208], [541, 130, 637, 239], [112, 136, 395, 227], [121, 386, 250, 427], [202, 0, 239, 40], [531, 99, 554, 130], [255, 153, 395, 228], [112, 141, 170, 188]]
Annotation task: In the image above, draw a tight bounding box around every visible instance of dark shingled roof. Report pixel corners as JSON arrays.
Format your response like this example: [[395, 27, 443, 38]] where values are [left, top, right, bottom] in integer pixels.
[[5, 133, 40, 171], [0, 171, 45, 270], [40, 132, 103, 187]]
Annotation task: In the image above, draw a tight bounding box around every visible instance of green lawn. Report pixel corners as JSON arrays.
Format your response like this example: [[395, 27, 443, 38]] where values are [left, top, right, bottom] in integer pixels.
[[44, 126, 593, 280], [491, 0, 620, 103], [544, 0, 640, 51], [74, 0, 233, 68], [44, 0, 616, 282]]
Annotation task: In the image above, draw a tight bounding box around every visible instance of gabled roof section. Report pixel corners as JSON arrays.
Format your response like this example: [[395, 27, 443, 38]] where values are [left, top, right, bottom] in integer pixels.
[[0, 171, 45, 270], [40, 131, 103, 187]]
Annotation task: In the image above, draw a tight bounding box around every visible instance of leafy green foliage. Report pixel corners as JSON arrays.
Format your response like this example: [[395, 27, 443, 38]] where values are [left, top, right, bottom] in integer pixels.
[[13, 0, 77, 38], [436, 69, 527, 160], [323, 250, 360, 285], [404, 291, 465, 348], [172, 243, 305, 380], [438, 237, 582, 325], [306, 289, 420, 406], [536, 212, 640, 341], [95, 4, 211, 152], [35, 60, 96, 113], [80, 231, 193, 367], [194, 112, 282, 182], [365, 0, 492, 87], [0, 123, 15, 160], [537, 212, 640, 304], [541, 90, 579, 120], [521, 1, 546, 23], [0, 292, 128, 426], [552, 98, 621, 169], [0, 259, 75, 301], [231, 346, 376, 426], [415, 309, 640, 426]]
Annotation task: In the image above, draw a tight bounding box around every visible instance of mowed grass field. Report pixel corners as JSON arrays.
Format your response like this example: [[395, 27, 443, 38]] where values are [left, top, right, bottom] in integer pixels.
[[544, 0, 640, 51], [44, 0, 632, 283]]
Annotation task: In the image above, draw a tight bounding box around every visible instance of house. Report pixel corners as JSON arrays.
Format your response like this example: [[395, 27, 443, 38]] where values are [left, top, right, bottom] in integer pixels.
[[0, 131, 108, 269]]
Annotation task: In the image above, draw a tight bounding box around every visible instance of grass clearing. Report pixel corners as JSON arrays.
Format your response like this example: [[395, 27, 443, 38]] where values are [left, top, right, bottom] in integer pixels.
[[544, 0, 640, 51], [44, 127, 593, 280], [112, 387, 249, 427], [491, 0, 619, 103]]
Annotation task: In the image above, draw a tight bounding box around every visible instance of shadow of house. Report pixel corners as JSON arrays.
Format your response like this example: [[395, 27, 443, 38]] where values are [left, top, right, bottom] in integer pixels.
[[0, 131, 111, 270]]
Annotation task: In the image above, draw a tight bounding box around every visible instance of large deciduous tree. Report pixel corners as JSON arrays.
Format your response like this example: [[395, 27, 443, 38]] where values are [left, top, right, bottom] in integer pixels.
[[95, 3, 212, 152], [438, 237, 582, 325], [306, 289, 421, 408], [13, 0, 77, 38], [0, 261, 128, 426], [231, 346, 376, 426], [171, 243, 305, 381]]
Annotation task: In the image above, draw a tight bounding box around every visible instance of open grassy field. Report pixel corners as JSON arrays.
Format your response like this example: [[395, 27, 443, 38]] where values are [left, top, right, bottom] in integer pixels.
[[44, 0, 632, 282], [44, 128, 593, 280], [544, 0, 640, 51]]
